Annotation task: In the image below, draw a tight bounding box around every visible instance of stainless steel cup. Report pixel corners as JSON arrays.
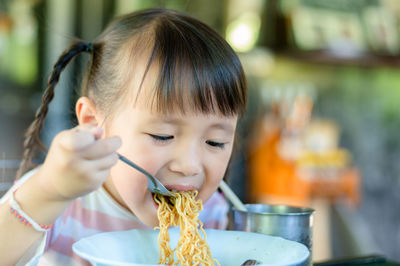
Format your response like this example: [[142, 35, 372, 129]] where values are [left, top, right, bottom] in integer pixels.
[[232, 204, 315, 264]]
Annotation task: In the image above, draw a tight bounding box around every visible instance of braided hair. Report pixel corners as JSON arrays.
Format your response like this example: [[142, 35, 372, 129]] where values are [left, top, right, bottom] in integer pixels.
[[16, 42, 93, 178]]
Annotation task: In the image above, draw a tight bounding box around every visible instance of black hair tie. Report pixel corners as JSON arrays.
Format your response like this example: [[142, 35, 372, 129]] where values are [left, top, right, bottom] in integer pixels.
[[85, 42, 93, 53]]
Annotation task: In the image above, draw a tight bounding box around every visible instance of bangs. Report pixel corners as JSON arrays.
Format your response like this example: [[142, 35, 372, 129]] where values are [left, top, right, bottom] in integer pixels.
[[137, 11, 247, 116]]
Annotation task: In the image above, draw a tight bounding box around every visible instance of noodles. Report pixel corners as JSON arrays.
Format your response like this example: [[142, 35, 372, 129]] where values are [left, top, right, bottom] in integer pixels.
[[154, 191, 219, 265]]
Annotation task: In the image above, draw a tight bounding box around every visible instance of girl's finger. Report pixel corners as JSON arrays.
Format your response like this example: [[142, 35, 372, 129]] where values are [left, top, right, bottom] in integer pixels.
[[80, 136, 122, 160], [57, 125, 103, 151], [86, 152, 119, 171], [91, 169, 112, 184], [74, 123, 104, 139]]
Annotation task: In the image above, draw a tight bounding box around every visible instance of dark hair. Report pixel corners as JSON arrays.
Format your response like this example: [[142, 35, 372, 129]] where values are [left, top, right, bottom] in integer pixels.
[[17, 8, 247, 177]]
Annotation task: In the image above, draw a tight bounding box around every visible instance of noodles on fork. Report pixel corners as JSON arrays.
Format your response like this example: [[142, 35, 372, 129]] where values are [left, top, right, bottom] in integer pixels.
[[154, 191, 219, 265]]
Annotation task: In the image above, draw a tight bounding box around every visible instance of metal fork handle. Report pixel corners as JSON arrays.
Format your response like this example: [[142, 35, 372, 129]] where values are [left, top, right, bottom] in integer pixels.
[[117, 153, 175, 198]]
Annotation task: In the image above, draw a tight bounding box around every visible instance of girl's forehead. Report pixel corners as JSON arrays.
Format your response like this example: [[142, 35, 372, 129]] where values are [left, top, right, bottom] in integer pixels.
[[132, 96, 237, 120], [127, 81, 238, 119]]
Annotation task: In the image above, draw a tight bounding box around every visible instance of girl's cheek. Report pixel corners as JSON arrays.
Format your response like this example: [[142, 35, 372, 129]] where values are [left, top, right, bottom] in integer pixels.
[[114, 171, 148, 205], [111, 164, 144, 192], [208, 155, 230, 179], [140, 148, 169, 173]]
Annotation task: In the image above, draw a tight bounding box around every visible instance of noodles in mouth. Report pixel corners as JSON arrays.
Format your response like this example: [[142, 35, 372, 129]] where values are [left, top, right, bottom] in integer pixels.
[[154, 191, 219, 265]]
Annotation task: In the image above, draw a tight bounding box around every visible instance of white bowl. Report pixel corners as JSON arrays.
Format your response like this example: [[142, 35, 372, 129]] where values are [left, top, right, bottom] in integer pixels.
[[72, 228, 309, 266]]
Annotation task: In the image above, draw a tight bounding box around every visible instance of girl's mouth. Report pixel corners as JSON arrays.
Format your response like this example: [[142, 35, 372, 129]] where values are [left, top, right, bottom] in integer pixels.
[[151, 192, 177, 208], [165, 184, 198, 192], [151, 193, 159, 208]]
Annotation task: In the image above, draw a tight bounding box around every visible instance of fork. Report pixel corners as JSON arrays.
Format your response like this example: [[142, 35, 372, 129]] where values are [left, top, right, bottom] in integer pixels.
[[117, 153, 176, 198], [240, 259, 261, 265]]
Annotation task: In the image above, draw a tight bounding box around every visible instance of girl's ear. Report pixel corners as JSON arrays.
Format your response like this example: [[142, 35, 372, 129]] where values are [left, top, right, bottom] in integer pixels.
[[76, 97, 99, 125]]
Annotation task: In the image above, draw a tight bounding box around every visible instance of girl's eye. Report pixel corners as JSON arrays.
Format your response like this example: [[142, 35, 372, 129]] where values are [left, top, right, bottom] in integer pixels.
[[149, 134, 174, 143], [206, 140, 225, 149]]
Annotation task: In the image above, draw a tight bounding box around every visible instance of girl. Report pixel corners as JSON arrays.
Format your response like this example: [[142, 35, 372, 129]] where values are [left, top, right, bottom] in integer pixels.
[[0, 8, 247, 265]]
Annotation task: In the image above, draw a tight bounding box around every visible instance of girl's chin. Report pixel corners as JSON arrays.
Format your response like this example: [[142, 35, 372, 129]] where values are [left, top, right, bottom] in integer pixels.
[[141, 215, 159, 228], [142, 200, 160, 228]]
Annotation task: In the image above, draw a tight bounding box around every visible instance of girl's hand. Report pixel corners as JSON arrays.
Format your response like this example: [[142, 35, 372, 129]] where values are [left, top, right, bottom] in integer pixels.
[[37, 124, 122, 201]]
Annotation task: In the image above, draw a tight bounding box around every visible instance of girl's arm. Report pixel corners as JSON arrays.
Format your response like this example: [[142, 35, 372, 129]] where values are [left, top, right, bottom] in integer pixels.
[[0, 124, 121, 265], [0, 173, 72, 265]]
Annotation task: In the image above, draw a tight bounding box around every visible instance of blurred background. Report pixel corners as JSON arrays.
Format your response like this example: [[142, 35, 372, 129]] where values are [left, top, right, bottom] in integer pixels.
[[1, 0, 400, 264]]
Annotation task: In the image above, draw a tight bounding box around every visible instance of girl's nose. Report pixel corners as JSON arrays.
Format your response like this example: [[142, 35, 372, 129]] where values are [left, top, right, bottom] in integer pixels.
[[169, 146, 202, 177]]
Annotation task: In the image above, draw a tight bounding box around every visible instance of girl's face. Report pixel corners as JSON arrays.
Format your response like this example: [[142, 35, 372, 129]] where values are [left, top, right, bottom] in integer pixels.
[[102, 100, 238, 227]]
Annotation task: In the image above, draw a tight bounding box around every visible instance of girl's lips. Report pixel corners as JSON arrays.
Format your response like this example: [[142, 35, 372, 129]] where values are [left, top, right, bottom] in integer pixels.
[[165, 184, 199, 192]]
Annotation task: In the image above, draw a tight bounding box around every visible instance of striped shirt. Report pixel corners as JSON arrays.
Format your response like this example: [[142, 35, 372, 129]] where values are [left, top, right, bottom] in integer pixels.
[[0, 169, 229, 265]]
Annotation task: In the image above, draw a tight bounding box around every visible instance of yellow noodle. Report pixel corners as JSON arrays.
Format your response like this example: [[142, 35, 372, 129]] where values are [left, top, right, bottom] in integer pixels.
[[154, 191, 220, 265]]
